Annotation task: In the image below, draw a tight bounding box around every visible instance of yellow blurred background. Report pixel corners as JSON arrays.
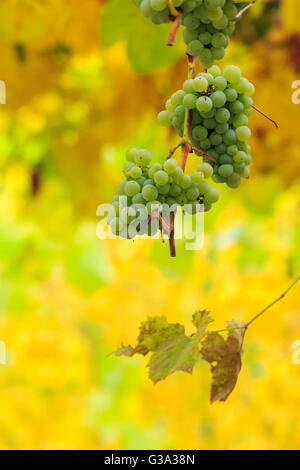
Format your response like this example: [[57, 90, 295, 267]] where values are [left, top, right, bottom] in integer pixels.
[[0, 0, 299, 450]]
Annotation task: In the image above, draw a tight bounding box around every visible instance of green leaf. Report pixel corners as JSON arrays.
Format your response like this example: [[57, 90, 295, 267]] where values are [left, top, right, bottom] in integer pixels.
[[114, 311, 214, 384], [100, 0, 138, 47], [148, 311, 213, 383], [100, 0, 181, 74], [201, 321, 246, 403]]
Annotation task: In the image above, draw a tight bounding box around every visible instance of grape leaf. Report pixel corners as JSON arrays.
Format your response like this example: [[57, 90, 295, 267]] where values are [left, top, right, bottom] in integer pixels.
[[114, 311, 213, 383], [148, 311, 213, 383], [99, 0, 181, 73], [201, 321, 246, 403]]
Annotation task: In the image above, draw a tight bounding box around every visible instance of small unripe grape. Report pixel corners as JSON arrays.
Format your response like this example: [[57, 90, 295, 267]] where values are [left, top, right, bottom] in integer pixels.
[[125, 180, 140, 197], [197, 162, 214, 179], [157, 110, 171, 126], [154, 170, 169, 186], [164, 158, 178, 174], [236, 126, 251, 142]]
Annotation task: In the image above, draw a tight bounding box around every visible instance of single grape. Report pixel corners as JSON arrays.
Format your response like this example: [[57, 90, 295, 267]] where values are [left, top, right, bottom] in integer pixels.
[[142, 184, 159, 201], [154, 170, 169, 186]]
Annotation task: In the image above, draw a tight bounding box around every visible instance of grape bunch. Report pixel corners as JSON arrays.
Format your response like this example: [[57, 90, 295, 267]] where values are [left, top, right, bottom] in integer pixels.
[[133, 0, 250, 69], [106, 148, 220, 238], [182, 0, 247, 69], [158, 65, 254, 188]]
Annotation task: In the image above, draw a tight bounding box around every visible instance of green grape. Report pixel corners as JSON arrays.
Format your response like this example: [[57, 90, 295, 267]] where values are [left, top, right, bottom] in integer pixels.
[[229, 100, 244, 114], [192, 125, 208, 141], [207, 65, 221, 77], [169, 183, 182, 197], [134, 149, 152, 166], [233, 151, 247, 163], [215, 107, 230, 123], [126, 148, 139, 162], [171, 90, 185, 106], [132, 193, 147, 205], [223, 65, 242, 84], [183, 13, 201, 30], [183, 28, 198, 44], [218, 164, 234, 178], [142, 184, 159, 201], [164, 158, 178, 174], [236, 126, 251, 142], [199, 32, 212, 45], [130, 166, 143, 179], [183, 79, 195, 93], [191, 171, 205, 184], [148, 163, 162, 178], [223, 129, 237, 145], [196, 96, 213, 113], [197, 162, 214, 179], [154, 170, 169, 186], [227, 144, 238, 156], [180, 174, 192, 189], [210, 91, 226, 108], [199, 48, 213, 68], [215, 122, 229, 134], [157, 110, 171, 126], [193, 76, 208, 92], [187, 39, 204, 56], [213, 76, 227, 91], [183, 93, 197, 109], [150, 0, 167, 11], [157, 183, 171, 195], [186, 186, 200, 201], [219, 154, 233, 164], [212, 32, 227, 48], [118, 180, 127, 195], [197, 181, 210, 194], [204, 187, 220, 204], [125, 180, 141, 197], [233, 113, 248, 128], [210, 132, 222, 146]]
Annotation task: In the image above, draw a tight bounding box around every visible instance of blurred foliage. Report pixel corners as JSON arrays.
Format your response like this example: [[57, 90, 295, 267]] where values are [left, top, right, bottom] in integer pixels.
[[0, 0, 299, 450]]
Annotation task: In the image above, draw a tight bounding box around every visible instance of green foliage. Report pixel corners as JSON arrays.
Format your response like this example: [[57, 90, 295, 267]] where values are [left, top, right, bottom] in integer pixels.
[[100, 0, 181, 73], [114, 311, 247, 402]]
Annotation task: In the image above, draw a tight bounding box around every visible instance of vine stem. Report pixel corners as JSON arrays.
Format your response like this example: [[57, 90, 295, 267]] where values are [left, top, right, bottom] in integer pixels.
[[245, 275, 300, 328], [235, 1, 256, 20], [169, 211, 176, 257], [166, 0, 178, 17], [181, 54, 196, 171], [252, 105, 278, 128], [211, 276, 300, 335], [167, 14, 182, 47]]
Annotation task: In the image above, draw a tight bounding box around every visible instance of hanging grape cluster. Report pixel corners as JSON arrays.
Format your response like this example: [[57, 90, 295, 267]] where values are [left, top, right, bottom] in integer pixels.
[[106, 149, 220, 238], [134, 0, 250, 68], [158, 65, 254, 188]]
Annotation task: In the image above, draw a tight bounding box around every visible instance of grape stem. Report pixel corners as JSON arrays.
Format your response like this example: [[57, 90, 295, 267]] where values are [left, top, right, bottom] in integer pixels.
[[166, 0, 179, 17], [235, 1, 256, 20], [169, 211, 176, 257], [191, 146, 219, 164], [166, 141, 184, 160], [252, 105, 279, 128], [167, 14, 182, 47], [209, 275, 300, 335], [181, 54, 197, 170]]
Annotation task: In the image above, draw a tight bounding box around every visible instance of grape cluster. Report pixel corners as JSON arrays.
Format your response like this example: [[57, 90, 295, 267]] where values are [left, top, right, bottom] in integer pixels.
[[106, 148, 220, 238], [182, 0, 245, 69], [158, 65, 254, 188], [134, 0, 249, 69]]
